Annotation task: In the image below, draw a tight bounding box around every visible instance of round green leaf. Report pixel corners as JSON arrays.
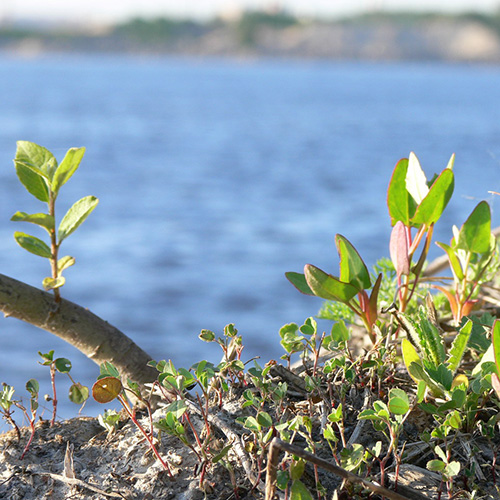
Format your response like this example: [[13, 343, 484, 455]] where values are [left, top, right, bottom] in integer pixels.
[[388, 388, 410, 415], [427, 459, 445, 472], [54, 357, 72, 373], [69, 383, 89, 405]]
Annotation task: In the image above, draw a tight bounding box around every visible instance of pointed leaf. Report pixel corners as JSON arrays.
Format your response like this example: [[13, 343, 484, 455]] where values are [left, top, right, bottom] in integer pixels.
[[286, 272, 315, 296], [43, 276, 66, 291], [52, 147, 85, 195], [387, 157, 416, 225], [58, 195, 98, 243], [14, 232, 51, 258], [406, 152, 429, 204], [409, 362, 444, 397], [15, 162, 49, 202], [492, 319, 500, 376], [457, 201, 491, 254], [390, 221, 409, 277], [367, 273, 382, 329], [15, 141, 56, 180], [402, 338, 421, 383], [290, 480, 314, 500], [447, 319, 472, 374], [304, 264, 358, 303], [11, 212, 55, 233], [435, 242, 464, 281], [58, 256, 75, 274], [336, 234, 371, 291], [411, 168, 454, 226]]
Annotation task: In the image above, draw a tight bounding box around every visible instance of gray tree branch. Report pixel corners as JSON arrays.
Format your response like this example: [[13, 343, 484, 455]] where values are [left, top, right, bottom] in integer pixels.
[[0, 272, 158, 388]]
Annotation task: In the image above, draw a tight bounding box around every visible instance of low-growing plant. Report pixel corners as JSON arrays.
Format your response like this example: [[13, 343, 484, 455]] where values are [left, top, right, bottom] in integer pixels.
[[92, 361, 173, 476], [4, 144, 500, 499], [38, 350, 89, 426]]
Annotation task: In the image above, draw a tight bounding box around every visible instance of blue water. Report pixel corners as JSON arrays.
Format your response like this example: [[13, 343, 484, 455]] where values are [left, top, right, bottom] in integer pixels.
[[0, 55, 500, 422]]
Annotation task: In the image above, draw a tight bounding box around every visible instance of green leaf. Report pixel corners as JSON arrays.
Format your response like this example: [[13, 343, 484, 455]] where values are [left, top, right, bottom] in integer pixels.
[[406, 152, 429, 204], [387, 157, 415, 226], [457, 201, 491, 254], [411, 168, 454, 226], [447, 319, 472, 374], [58, 256, 75, 274], [10, 212, 55, 233], [388, 388, 410, 415], [69, 383, 89, 404], [15, 141, 57, 179], [300, 317, 316, 336], [99, 361, 120, 379], [304, 264, 359, 303], [290, 480, 314, 500], [199, 329, 215, 342], [52, 147, 85, 195], [164, 399, 188, 419], [256, 411, 273, 428], [434, 445, 447, 462], [58, 195, 99, 243], [54, 358, 71, 373], [402, 338, 421, 383], [285, 272, 315, 296], [43, 276, 66, 291], [14, 232, 51, 258], [435, 241, 464, 281], [14, 141, 56, 202], [408, 362, 444, 397], [445, 461, 461, 479], [336, 234, 371, 291], [26, 378, 39, 395], [427, 459, 445, 472], [242, 416, 261, 432], [492, 319, 500, 376]]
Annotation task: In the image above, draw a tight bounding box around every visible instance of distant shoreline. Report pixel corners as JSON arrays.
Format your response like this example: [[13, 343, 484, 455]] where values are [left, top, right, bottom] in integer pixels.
[[2, 11, 500, 63]]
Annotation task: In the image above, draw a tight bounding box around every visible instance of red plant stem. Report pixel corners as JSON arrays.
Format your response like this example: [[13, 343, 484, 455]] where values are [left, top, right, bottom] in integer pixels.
[[183, 410, 205, 459], [20, 418, 36, 460], [118, 394, 173, 476]]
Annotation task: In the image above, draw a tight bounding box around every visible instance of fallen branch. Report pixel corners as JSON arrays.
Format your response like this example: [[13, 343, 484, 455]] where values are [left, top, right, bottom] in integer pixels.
[[265, 438, 430, 500], [0, 273, 157, 389]]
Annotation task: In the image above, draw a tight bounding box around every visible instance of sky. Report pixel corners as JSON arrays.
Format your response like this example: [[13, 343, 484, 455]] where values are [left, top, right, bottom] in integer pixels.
[[1, 0, 500, 24]]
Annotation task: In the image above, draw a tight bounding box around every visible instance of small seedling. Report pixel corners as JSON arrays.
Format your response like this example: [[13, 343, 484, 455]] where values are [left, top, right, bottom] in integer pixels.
[[0, 383, 20, 440], [38, 350, 89, 425], [12, 141, 98, 300]]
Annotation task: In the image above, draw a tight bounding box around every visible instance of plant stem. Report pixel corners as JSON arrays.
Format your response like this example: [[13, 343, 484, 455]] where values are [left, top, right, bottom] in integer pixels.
[[48, 192, 61, 302], [50, 363, 57, 427], [117, 394, 173, 476]]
